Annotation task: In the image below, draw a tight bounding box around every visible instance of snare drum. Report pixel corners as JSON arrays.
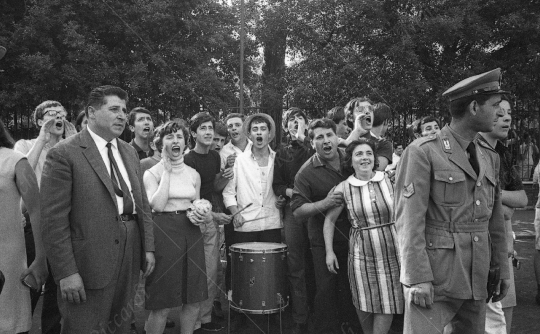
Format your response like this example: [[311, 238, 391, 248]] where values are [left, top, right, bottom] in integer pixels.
[[230, 242, 289, 314]]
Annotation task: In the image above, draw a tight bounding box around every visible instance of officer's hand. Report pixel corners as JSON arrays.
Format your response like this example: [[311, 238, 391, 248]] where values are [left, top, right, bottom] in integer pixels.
[[323, 191, 344, 211], [59, 273, 86, 304], [492, 279, 510, 302], [408, 282, 434, 309]]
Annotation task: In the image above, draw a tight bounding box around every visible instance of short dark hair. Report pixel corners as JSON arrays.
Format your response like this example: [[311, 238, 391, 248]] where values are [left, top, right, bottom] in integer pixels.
[[214, 122, 227, 137], [417, 116, 440, 134], [0, 119, 15, 149], [128, 107, 153, 127], [394, 142, 404, 149], [225, 113, 245, 123], [327, 106, 345, 124], [448, 94, 491, 119], [189, 112, 215, 133], [343, 138, 379, 175], [156, 120, 190, 152], [75, 110, 87, 130], [86, 85, 128, 117], [248, 115, 272, 132], [308, 118, 336, 140], [282, 107, 307, 131], [33, 100, 64, 126], [373, 103, 391, 127]]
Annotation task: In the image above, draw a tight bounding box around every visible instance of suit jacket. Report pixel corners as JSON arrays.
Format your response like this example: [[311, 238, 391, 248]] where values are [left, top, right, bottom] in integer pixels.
[[394, 125, 509, 301], [41, 129, 155, 289]]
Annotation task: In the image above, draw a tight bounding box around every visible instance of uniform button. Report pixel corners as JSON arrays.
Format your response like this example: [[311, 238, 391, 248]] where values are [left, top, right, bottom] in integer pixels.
[[115, 239, 119, 244], [473, 236, 479, 242], [476, 200, 480, 205], [429, 242, 433, 247], [477, 182, 481, 187], [449, 176, 453, 181], [474, 219, 479, 222]]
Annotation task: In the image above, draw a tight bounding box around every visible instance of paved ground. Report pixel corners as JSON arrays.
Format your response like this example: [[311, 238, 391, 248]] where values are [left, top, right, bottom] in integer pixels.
[[31, 209, 540, 334]]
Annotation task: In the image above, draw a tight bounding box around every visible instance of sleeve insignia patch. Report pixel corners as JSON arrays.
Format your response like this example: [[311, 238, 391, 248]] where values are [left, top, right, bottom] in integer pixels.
[[403, 183, 415, 198]]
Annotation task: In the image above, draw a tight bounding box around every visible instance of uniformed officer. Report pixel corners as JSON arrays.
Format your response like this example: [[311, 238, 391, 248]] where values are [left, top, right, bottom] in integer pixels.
[[394, 68, 511, 334]]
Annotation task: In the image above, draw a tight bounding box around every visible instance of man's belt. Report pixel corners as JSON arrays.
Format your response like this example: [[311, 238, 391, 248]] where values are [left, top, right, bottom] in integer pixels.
[[425, 219, 489, 233]]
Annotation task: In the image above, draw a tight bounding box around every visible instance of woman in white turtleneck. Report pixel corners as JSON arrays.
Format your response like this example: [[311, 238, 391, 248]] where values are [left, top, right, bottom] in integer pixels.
[[143, 120, 212, 334]]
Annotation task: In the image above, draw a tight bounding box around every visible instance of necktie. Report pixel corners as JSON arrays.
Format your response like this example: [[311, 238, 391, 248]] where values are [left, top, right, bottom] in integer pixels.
[[106, 142, 134, 214], [467, 142, 480, 176]]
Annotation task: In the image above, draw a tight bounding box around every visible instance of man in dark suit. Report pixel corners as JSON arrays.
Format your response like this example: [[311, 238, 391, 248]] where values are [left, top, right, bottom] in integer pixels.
[[41, 85, 155, 333]]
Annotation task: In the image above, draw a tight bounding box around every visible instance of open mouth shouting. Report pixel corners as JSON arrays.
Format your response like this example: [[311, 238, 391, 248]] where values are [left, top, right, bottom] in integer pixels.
[[142, 126, 151, 135], [55, 120, 64, 132], [171, 144, 182, 156], [255, 136, 264, 145], [322, 145, 333, 154], [363, 115, 372, 128]]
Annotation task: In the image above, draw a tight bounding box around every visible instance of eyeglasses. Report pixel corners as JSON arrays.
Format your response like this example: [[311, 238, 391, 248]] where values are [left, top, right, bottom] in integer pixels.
[[44, 109, 67, 117]]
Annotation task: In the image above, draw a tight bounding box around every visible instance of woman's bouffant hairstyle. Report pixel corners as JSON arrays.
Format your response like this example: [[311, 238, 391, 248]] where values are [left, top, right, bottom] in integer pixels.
[[155, 120, 190, 152], [0, 119, 15, 149], [343, 138, 379, 176]]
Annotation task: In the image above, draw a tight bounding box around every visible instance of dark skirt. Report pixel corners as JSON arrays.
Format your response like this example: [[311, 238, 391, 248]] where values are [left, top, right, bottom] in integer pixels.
[[145, 211, 208, 309]]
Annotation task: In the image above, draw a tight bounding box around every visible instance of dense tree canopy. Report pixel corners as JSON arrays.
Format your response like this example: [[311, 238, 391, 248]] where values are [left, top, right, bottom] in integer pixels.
[[1, 0, 539, 142]]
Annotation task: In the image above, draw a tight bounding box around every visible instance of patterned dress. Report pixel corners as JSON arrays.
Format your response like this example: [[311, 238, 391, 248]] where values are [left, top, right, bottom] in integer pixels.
[[335, 171, 403, 314]]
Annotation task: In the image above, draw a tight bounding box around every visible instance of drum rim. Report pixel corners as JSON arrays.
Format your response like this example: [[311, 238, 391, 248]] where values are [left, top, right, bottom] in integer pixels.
[[229, 242, 287, 253], [229, 300, 289, 314]]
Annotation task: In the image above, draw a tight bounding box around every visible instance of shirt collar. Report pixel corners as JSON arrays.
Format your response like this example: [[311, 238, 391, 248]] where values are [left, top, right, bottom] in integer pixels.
[[347, 171, 385, 187], [130, 139, 142, 152], [447, 125, 472, 150], [248, 145, 275, 160], [313, 148, 345, 168], [370, 131, 381, 140], [87, 126, 117, 151]]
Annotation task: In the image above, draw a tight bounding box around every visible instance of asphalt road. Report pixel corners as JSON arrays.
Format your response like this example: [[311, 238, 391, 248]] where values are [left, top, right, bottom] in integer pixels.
[[30, 209, 540, 334]]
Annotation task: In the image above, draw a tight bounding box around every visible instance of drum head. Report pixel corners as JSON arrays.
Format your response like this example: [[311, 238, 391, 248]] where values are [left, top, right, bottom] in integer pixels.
[[230, 242, 287, 253]]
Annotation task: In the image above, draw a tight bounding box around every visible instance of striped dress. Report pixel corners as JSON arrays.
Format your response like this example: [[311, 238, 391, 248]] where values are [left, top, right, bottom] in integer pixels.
[[336, 171, 403, 314]]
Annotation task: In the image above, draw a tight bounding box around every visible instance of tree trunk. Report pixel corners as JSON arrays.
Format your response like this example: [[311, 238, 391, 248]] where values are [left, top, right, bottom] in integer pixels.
[[259, 5, 288, 149]]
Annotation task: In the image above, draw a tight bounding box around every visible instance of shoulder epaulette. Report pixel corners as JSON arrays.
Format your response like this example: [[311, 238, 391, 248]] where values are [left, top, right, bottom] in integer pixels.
[[414, 134, 438, 146]]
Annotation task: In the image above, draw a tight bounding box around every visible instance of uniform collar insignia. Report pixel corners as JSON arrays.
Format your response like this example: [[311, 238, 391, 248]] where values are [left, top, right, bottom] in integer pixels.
[[442, 138, 451, 151]]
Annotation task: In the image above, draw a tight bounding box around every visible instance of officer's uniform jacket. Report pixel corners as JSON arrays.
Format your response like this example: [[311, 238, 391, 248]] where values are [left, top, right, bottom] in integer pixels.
[[394, 125, 509, 301]]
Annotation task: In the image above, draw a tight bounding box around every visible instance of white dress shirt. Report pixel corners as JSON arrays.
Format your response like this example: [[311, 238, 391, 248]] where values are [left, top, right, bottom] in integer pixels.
[[219, 140, 253, 170], [223, 147, 282, 232], [87, 127, 135, 214]]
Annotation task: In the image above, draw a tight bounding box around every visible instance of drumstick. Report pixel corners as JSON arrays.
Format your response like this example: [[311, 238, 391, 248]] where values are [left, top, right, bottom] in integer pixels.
[[241, 216, 270, 224], [232, 203, 253, 218]]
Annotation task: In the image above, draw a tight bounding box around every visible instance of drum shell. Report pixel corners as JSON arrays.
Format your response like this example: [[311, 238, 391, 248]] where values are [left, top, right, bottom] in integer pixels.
[[230, 243, 288, 314]]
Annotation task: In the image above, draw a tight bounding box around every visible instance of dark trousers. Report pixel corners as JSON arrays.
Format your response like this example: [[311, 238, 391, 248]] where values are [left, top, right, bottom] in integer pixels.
[[283, 204, 310, 324], [42, 261, 61, 334], [308, 220, 359, 334], [58, 219, 141, 334], [24, 216, 62, 334]]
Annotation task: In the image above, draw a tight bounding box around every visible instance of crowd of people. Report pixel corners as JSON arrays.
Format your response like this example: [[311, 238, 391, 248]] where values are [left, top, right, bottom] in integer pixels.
[[0, 48, 531, 334]]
